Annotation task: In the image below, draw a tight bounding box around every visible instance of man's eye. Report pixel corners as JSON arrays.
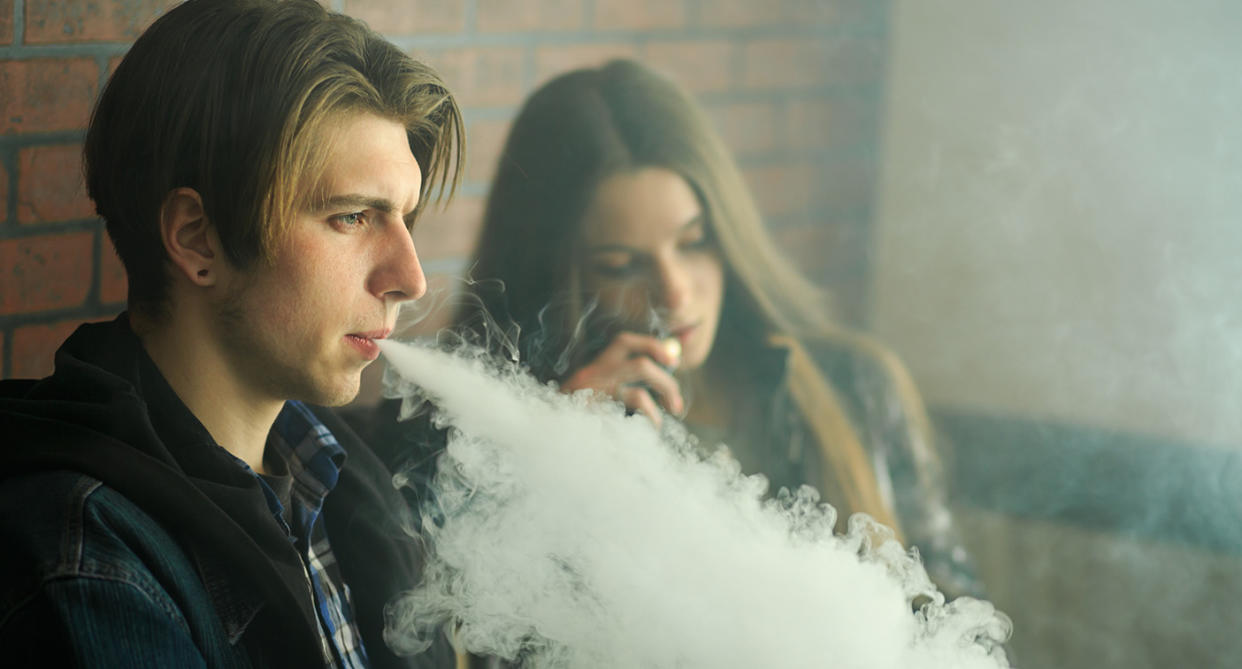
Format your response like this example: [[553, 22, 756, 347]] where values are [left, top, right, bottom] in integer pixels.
[[333, 212, 366, 228]]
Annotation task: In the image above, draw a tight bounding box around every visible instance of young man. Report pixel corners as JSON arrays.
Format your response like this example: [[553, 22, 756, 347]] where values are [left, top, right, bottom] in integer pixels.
[[0, 1, 463, 666]]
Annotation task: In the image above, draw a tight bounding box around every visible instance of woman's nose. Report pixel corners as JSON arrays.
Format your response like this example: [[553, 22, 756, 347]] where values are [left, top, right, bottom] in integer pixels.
[[654, 259, 690, 312]]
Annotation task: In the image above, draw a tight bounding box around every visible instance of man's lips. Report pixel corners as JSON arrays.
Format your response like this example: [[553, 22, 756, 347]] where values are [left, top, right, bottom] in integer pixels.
[[344, 328, 392, 361], [348, 328, 393, 340]]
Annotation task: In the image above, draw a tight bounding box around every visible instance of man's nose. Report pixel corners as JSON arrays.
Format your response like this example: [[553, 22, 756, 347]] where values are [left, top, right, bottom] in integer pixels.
[[369, 223, 427, 303]]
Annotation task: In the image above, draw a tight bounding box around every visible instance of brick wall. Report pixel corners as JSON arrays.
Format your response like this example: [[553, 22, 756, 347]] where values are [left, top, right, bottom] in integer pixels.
[[0, 0, 891, 380]]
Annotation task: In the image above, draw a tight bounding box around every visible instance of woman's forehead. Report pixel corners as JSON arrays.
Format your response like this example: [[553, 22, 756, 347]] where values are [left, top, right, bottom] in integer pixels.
[[580, 167, 703, 245]]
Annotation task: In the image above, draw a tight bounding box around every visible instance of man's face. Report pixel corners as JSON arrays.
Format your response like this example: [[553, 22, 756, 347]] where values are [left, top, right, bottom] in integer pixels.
[[212, 112, 425, 406]]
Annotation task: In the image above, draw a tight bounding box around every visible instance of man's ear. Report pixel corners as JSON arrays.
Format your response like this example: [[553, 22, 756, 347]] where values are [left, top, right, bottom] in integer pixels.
[[160, 188, 221, 287]]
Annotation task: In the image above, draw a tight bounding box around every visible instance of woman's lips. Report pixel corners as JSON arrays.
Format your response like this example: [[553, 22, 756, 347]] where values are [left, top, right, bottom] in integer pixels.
[[670, 323, 698, 346]]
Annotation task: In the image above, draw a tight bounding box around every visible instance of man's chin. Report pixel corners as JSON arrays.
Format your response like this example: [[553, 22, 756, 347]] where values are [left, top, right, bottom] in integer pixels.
[[298, 375, 362, 408]]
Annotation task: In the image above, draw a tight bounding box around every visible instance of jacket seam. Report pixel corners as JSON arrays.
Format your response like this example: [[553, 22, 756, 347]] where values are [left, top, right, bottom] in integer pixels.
[[58, 477, 103, 574], [15, 476, 196, 638], [0, 570, 193, 638]]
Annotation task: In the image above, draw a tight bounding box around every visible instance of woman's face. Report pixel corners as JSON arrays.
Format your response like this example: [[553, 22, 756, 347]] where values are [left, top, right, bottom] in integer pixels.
[[578, 167, 726, 370]]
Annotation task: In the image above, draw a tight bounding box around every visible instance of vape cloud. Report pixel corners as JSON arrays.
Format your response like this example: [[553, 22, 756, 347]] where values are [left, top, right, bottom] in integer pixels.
[[378, 339, 1011, 668]]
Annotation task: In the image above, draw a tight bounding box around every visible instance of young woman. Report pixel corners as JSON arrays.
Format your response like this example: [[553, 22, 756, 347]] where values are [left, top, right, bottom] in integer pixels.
[[393, 59, 981, 600]]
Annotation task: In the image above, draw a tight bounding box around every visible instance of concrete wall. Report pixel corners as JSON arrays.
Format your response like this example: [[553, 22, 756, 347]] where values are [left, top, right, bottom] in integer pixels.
[[871, 0, 1242, 448], [873, 2, 1242, 666]]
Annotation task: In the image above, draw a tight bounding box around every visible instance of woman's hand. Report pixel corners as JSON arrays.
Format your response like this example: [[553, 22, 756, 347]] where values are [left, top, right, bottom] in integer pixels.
[[560, 332, 684, 424]]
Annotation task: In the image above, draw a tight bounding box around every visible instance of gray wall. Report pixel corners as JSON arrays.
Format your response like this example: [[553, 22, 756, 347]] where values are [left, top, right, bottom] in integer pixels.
[[872, 1, 1242, 666]]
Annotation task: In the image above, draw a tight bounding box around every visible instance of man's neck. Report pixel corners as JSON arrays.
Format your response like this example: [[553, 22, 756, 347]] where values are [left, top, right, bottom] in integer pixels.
[[134, 311, 282, 474]]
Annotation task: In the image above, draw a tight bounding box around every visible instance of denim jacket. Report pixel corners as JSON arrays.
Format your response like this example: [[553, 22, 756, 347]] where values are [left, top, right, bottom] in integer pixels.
[[0, 317, 449, 668], [0, 470, 267, 667]]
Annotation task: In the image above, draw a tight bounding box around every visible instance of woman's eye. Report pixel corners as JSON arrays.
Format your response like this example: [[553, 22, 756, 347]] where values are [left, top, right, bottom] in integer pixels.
[[679, 224, 715, 251], [680, 236, 714, 254], [590, 254, 642, 278], [591, 262, 637, 278]]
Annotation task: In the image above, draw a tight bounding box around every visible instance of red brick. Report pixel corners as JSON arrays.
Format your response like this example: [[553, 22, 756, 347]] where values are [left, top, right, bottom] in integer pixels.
[[0, 160, 8, 225], [0, 232, 94, 316], [741, 38, 881, 89], [412, 194, 483, 262], [745, 161, 872, 217], [17, 144, 94, 225], [464, 118, 510, 185], [787, 99, 871, 151], [534, 43, 639, 83], [705, 101, 781, 157], [24, 0, 175, 44], [0, 0, 14, 44], [477, 0, 582, 32], [744, 164, 816, 217], [783, 0, 876, 28], [813, 160, 873, 211], [771, 219, 861, 275], [696, 0, 779, 28], [11, 319, 81, 378], [698, 0, 874, 29], [644, 40, 734, 94], [594, 0, 687, 30], [100, 238, 128, 305], [344, 0, 466, 35], [414, 46, 527, 108], [0, 59, 99, 134], [770, 221, 868, 319]]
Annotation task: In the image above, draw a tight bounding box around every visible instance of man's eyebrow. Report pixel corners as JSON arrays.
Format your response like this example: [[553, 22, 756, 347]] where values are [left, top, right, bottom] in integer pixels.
[[315, 193, 418, 220]]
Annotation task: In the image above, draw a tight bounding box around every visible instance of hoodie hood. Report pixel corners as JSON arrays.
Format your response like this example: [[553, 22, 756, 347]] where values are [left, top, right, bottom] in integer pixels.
[[0, 315, 326, 667]]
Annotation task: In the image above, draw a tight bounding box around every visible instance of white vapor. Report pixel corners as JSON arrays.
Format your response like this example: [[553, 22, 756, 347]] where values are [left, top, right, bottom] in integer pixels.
[[377, 339, 1011, 668]]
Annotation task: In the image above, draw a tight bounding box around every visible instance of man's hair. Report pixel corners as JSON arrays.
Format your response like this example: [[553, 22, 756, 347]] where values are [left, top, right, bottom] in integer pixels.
[[84, 0, 463, 315]]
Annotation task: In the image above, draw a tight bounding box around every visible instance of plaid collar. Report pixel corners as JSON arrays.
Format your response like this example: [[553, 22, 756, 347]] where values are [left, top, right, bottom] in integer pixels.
[[257, 402, 368, 668], [249, 401, 348, 548], [269, 401, 347, 503]]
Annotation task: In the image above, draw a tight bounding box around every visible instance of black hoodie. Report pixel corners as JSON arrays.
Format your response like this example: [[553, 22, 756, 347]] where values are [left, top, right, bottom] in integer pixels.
[[0, 316, 446, 668]]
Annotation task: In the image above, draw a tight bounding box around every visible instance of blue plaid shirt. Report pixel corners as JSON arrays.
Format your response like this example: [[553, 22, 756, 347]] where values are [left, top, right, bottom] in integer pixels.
[[243, 401, 370, 669]]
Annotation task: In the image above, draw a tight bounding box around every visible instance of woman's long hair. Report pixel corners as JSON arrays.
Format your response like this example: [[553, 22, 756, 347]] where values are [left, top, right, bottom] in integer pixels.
[[457, 59, 936, 534]]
